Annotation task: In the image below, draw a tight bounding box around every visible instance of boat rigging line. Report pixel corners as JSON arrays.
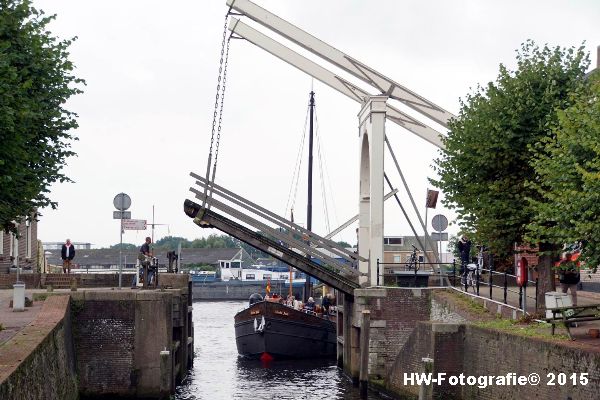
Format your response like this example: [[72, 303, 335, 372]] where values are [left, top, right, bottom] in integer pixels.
[[284, 100, 309, 221], [314, 106, 338, 234]]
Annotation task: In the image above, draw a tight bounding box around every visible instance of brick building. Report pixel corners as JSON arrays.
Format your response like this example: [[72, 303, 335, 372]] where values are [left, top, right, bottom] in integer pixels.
[[0, 218, 39, 274]]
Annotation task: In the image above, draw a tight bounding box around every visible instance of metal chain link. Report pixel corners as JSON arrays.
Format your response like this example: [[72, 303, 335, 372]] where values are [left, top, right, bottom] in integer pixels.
[[203, 13, 231, 209], [210, 37, 231, 187]]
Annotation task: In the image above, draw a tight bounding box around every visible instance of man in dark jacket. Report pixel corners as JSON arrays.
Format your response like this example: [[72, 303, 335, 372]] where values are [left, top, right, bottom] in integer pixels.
[[457, 235, 471, 281], [61, 239, 75, 274]]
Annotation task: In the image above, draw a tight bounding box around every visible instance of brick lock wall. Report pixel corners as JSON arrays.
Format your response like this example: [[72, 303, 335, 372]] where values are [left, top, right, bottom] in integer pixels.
[[462, 326, 600, 400], [386, 322, 433, 397], [73, 299, 136, 397], [358, 288, 432, 379], [0, 295, 78, 400], [385, 321, 600, 400]]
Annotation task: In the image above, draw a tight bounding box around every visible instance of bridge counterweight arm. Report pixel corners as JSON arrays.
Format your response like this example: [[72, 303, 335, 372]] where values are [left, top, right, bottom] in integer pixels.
[[226, 0, 455, 128], [228, 18, 444, 148]]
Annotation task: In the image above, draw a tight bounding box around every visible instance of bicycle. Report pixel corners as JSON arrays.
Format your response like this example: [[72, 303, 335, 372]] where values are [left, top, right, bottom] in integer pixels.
[[405, 245, 419, 271], [462, 245, 484, 292]]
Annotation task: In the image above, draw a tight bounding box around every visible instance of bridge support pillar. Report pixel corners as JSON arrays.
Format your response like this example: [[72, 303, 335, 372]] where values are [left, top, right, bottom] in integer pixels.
[[358, 96, 387, 287], [342, 293, 354, 376]]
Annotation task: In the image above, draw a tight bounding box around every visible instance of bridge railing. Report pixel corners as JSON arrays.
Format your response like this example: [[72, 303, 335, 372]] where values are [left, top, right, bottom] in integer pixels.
[[377, 259, 539, 312]]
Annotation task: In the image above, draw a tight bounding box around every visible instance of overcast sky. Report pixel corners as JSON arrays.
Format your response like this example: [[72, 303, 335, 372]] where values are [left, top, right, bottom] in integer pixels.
[[34, 0, 599, 249]]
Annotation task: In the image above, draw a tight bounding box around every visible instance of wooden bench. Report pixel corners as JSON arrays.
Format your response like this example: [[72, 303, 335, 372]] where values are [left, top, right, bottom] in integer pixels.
[[545, 304, 600, 340]]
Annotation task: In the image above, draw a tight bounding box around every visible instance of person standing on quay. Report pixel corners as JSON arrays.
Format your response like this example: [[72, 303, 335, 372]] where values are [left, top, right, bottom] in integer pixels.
[[558, 252, 580, 306], [457, 235, 472, 281], [139, 237, 154, 285], [61, 239, 75, 274]]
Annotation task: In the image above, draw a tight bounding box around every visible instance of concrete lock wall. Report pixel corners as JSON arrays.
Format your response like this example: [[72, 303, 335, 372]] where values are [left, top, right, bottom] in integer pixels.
[[193, 282, 271, 300], [70, 290, 175, 398], [0, 295, 78, 400]]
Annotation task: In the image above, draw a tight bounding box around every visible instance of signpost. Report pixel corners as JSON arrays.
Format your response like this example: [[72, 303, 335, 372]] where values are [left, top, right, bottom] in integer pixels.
[[113, 193, 132, 289], [432, 214, 448, 284], [122, 219, 147, 231], [430, 232, 449, 241], [424, 189, 439, 266], [113, 211, 131, 219]]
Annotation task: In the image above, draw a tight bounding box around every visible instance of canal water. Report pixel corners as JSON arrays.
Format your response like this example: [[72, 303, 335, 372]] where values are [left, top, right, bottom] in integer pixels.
[[175, 300, 387, 400]]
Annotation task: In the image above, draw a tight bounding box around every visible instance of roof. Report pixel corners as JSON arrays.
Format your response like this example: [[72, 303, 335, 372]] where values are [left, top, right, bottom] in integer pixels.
[[44, 247, 248, 267]]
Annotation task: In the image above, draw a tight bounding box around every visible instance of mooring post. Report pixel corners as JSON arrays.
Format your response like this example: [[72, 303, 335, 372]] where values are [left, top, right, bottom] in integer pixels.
[[359, 310, 371, 399], [418, 357, 434, 400]]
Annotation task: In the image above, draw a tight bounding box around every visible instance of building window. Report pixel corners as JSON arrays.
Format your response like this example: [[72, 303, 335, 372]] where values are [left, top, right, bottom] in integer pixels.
[[384, 237, 403, 245], [26, 220, 32, 259], [245, 274, 255, 280], [418, 255, 424, 263], [263, 274, 272, 280], [231, 261, 241, 269], [393, 255, 401, 263]]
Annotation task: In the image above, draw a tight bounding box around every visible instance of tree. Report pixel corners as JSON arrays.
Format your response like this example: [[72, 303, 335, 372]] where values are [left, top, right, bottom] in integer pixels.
[[109, 243, 137, 250], [154, 236, 191, 250], [527, 73, 600, 270], [432, 41, 589, 306], [0, 0, 84, 232]]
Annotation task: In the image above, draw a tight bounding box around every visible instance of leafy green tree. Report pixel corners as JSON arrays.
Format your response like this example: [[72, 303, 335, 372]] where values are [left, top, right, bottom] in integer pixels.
[[109, 243, 137, 250], [527, 73, 600, 271], [336, 240, 352, 248], [432, 41, 589, 306], [0, 0, 84, 232], [154, 236, 191, 249]]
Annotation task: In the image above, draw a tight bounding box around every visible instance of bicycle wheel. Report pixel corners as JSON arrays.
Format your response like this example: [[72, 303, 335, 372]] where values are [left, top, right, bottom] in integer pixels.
[[467, 272, 475, 290]]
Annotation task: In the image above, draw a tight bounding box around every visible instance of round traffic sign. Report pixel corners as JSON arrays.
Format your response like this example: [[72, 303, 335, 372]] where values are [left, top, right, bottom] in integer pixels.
[[113, 193, 131, 211], [431, 214, 448, 232]]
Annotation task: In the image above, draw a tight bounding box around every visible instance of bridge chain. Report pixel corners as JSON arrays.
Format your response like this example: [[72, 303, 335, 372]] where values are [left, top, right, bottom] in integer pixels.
[[203, 11, 233, 210]]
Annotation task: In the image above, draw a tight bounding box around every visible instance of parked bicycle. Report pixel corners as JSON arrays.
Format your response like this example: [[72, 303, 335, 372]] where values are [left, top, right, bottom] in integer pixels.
[[462, 245, 484, 292], [405, 245, 419, 271]]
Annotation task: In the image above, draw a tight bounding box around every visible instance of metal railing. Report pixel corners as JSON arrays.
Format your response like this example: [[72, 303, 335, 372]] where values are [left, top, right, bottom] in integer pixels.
[[376, 259, 539, 312]]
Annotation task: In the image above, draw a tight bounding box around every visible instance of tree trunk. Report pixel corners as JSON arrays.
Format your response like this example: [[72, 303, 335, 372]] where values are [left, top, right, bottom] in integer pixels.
[[536, 242, 558, 312]]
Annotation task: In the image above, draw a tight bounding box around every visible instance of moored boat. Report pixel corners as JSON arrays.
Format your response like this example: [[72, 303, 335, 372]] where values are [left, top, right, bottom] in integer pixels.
[[234, 296, 336, 360]]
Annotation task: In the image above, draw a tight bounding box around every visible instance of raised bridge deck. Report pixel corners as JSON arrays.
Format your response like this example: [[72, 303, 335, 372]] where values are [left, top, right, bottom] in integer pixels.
[[184, 198, 360, 296]]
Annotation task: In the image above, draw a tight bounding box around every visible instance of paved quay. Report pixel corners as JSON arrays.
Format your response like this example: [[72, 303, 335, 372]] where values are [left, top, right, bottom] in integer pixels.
[[0, 286, 140, 346]]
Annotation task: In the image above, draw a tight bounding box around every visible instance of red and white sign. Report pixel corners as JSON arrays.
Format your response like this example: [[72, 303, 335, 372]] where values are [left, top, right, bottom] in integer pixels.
[[121, 219, 147, 230]]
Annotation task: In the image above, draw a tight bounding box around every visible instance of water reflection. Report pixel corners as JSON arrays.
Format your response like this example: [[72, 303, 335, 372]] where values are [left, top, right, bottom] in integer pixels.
[[175, 300, 385, 400]]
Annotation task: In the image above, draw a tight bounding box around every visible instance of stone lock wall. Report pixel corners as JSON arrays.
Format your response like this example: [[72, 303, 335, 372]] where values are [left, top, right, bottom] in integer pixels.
[[0, 295, 78, 400], [70, 290, 174, 399]]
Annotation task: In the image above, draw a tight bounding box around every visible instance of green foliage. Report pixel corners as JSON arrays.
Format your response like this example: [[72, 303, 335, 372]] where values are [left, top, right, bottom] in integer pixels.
[[527, 73, 600, 270], [154, 236, 192, 249], [475, 318, 569, 340], [109, 242, 137, 250], [432, 41, 589, 259], [0, 0, 85, 232], [336, 240, 352, 248]]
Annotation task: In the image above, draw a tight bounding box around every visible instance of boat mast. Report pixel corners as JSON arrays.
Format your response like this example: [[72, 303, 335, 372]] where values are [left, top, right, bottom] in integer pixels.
[[304, 91, 315, 302]]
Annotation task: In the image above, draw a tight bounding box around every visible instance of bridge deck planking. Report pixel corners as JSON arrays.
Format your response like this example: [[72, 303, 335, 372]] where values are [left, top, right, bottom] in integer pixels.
[[184, 200, 359, 296]]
